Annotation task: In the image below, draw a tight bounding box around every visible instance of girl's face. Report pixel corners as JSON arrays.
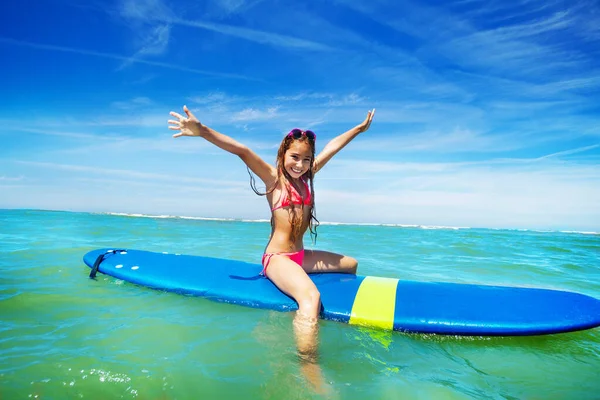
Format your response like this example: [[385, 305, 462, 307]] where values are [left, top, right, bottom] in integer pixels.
[[284, 141, 312, 179]]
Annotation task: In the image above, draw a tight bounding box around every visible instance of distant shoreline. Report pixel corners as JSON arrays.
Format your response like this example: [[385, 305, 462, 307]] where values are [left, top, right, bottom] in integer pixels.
[[2, 208, 598, 236]]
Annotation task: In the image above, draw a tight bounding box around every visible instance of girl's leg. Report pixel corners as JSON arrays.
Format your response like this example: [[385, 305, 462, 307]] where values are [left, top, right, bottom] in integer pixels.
[[264, 255, 326, 392], [302, 249, 358, 274], [265, 255, 322, 320]]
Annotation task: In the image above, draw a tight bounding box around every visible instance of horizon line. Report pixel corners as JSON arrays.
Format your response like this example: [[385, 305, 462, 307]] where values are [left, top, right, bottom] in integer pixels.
[[1, 207, 597, 235]]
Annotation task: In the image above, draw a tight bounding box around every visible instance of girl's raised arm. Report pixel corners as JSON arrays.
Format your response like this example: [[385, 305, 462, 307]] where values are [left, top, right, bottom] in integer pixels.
[[313, 109, 375, 174], [169, 105, 276, 186]]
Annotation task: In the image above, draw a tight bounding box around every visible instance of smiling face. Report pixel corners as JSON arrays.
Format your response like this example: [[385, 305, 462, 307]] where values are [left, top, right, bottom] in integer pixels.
[[283, 141, 313, 179]]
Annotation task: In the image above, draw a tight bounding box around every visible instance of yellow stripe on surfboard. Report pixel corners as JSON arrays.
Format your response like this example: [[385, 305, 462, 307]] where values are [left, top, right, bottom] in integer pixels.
[[349, 276, 399, 330]]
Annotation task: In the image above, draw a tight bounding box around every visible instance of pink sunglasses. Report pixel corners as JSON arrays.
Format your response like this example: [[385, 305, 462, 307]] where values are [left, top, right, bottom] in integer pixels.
[[287, 128, 316, 141]]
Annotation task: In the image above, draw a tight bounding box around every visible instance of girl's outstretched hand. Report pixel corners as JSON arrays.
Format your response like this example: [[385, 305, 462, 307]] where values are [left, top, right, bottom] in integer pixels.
[[169, 105, 205, 138], [358, 109, 375, 133]]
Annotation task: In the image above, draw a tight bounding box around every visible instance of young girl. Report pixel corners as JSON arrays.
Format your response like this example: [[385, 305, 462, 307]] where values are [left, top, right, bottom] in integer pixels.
[[168, 105, 375, 390]]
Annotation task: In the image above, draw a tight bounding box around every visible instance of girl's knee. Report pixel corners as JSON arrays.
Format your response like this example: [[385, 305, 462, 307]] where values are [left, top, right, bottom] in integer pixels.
[[297, 288, 321, 316], [346, 256, 358, 274]]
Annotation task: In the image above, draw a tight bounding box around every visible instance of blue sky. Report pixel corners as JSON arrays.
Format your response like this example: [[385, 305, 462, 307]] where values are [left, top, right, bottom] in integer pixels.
[[1, 0, 599, 231]]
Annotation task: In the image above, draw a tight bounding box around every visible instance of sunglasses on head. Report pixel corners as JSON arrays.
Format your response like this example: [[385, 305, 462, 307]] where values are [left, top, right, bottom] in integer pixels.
[[287, 128, 316, 141]]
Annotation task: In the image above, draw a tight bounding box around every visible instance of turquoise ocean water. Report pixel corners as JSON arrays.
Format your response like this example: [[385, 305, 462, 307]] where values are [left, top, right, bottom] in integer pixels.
[[1, 209, 599, 399]]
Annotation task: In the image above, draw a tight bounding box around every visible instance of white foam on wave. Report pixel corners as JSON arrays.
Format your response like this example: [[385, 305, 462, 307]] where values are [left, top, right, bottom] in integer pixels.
[[382, 223, 420, 228], [240, 218, 271, 223], [98, 211, 596, 234], [102, 211, 471, 229], [492, 227, 599, 235], [560, 230, 599, 235], [179, 215, 236, 221], [100, 212, 472, 230], [101, 212, 236, 222], [320, 221, 379, 226], [419, 225, 468, 230]]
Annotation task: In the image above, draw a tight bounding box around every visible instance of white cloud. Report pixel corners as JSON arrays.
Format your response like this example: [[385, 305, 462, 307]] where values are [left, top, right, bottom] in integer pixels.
[[116, 0, 333, 51], [0, 175, 24, 181], [14, 160, 246, 188], [166, 16, 333, 51], [117, 0, 175, 69], [231, 107, 279, 122], [461, 0, 559, 23], [188, 92, 232, 105], [533, 144, 600, 160], [349, 127, 518, 154], [118, 24, 171, 70], [313, 156, 600, 229], [208, 0, 266, 17], [110, 97, 154, 110], [327, 93, 367, 106], [275, 92, 334, 102], [6, 127, 117, 140], [0, 37, 251, 79], [119, 0, 175, 21]]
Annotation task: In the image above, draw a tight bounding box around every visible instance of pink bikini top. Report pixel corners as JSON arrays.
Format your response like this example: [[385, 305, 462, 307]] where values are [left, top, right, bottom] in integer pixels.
[[271, 179, 312, 211]]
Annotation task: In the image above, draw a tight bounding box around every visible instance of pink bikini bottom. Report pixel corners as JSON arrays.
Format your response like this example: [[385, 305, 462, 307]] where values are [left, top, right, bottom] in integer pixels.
[[261, 249, 305, 276]]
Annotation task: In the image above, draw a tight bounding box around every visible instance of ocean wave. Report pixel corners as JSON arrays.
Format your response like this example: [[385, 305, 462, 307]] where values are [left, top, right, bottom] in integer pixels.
[[418, 225, 469, 230], [99, 212, 472, 230], [560, 230, 599, 235], [95, 212, 598, 234], [100, 212, 237, 221]]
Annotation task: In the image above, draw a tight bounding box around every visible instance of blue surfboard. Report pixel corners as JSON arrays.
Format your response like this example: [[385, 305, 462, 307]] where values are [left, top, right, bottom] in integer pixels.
[[83, 248, 600, 336]]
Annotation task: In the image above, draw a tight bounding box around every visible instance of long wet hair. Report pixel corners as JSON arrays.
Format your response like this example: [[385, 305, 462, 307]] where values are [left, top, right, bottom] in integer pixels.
[[248, 134, 319, 244]]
